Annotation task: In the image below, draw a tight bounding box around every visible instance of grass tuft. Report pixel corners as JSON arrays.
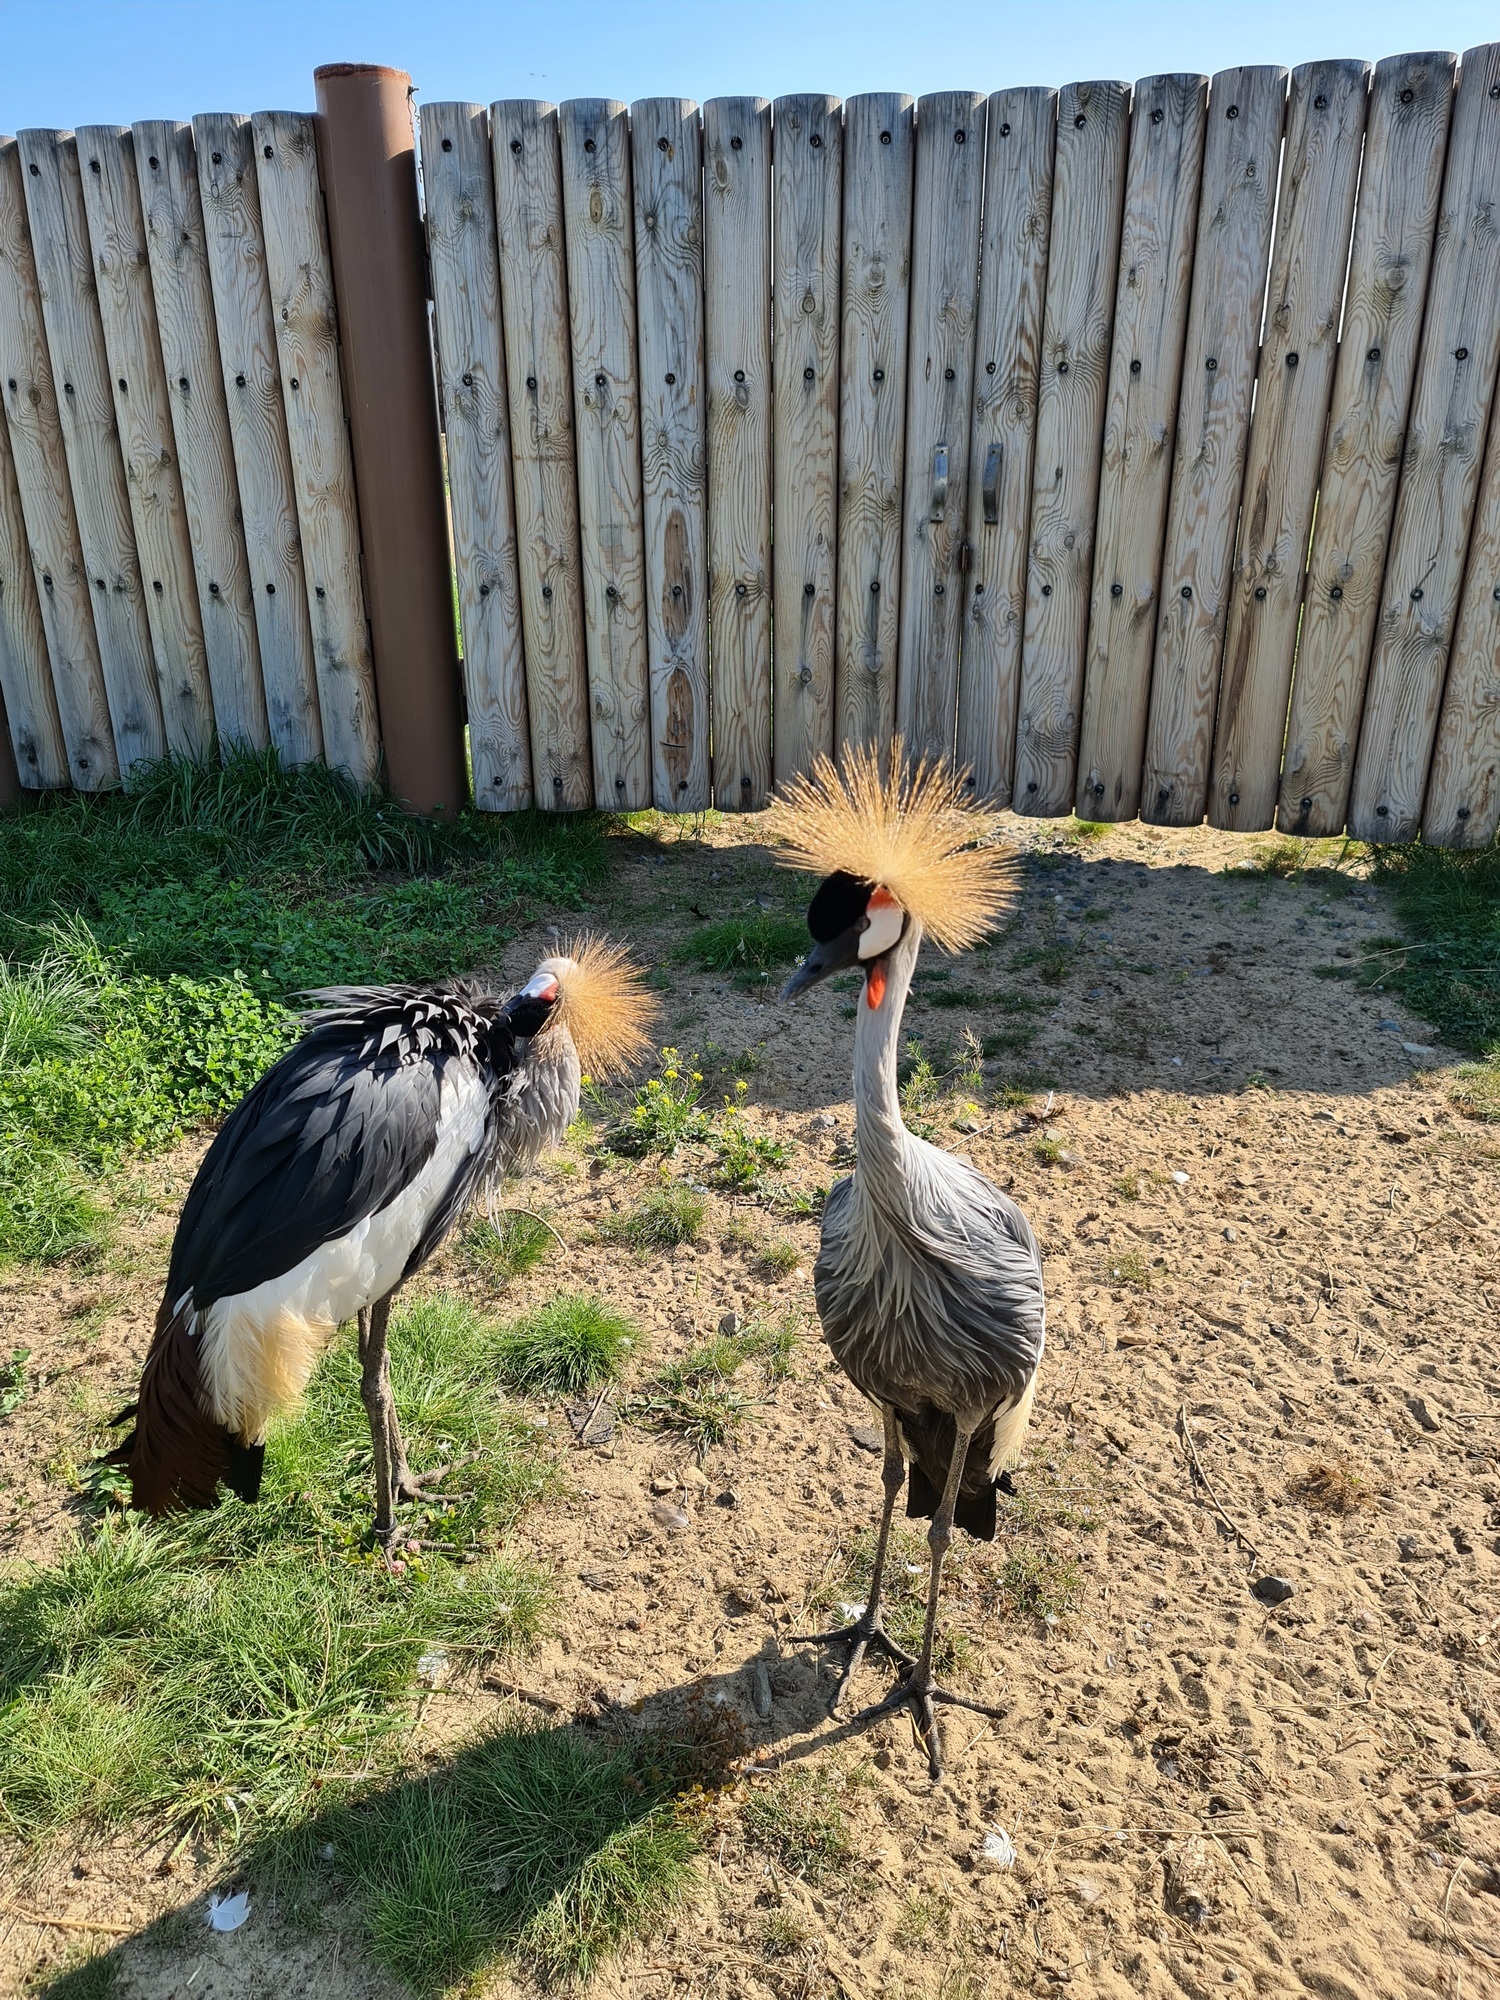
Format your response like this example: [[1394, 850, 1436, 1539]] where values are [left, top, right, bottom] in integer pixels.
[[628, 1313, 798, 1454], [460, 1211, 556, 1285], [1288, 1456, 1375, 1515], [598, 1182, 706, 1252], [495, 1295, 637, 1397], [740, 1762, 864, 1884], [677, 914, 806, 975]]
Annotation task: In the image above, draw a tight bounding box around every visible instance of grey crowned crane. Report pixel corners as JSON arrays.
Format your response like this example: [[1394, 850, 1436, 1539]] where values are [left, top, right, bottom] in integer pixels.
[[770, 749, 1045, 1778], [114, 940, 652, 1548]]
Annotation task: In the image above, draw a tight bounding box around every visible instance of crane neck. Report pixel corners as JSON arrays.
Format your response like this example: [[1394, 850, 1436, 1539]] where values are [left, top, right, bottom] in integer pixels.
[[851, 918, 923, 1213]]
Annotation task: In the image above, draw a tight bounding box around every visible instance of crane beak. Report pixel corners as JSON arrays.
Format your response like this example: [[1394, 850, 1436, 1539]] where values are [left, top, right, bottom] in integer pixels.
[[781, 926, 863, 1001]]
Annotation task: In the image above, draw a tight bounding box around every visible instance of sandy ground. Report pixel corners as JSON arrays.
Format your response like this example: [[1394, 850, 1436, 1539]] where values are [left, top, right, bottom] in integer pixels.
[[1, 813, 1498, 2000]]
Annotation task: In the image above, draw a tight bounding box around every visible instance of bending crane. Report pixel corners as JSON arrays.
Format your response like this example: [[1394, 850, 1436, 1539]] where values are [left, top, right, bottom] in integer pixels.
[[114, 941, 651, 1546]]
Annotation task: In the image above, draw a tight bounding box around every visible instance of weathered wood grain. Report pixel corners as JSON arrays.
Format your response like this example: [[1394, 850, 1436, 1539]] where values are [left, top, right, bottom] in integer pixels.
[[1350, 42, 1500, 842], [420, 101, 532, 811], [1423, 383, 1500, 846], [133, 120, 268, 752], [1276, 54, 1455, 836], [0, 139, 116, 788], [0, 388, 66, 785], [252, 109, 379, 784], [1209, 62, 1370, 831], [77, 126, 217, 759], [18, 129, 164, 775], [955, 88, 1055, 803], [631, 98, 710, 810], [1074, 74, 1207, 821], [557, 98, 650, 810], [834, 93, 913, 764], [1011, 79, 1131, 813], [772, 94, 841, 783], [193, 113, 322, 766], [702, 95, 771, 807], [1140, 68, 1287, 825], [895, 91, 986, 761], [491, 100, 592, 810]]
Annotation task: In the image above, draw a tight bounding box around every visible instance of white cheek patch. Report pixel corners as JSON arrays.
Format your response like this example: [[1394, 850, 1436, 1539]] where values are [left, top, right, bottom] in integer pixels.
[[858, 893, 906, 959]]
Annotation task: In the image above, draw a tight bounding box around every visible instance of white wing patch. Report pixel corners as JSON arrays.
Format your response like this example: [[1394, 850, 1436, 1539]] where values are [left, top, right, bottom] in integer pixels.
[[198, 1064, 491, 1439]]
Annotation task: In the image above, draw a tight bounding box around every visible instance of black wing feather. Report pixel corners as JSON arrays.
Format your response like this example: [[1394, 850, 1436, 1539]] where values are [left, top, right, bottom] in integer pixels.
[[166, 988, 517, 1308]]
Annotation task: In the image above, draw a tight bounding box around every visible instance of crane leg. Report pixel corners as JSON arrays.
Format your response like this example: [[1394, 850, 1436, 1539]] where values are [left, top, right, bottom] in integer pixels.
[[358, 1301, 466, 1510], [855, 1420, 1007, 1780], [793, 1403, 915, 1710], [358, 1295, 400, 1553]]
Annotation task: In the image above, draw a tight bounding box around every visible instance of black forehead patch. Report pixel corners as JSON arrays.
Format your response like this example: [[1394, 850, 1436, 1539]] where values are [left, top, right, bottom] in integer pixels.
[[807, 870, 873, 943]]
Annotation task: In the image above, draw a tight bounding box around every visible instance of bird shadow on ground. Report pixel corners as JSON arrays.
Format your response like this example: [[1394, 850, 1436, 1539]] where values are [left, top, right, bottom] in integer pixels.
[[33, 1643, 886, 2000]]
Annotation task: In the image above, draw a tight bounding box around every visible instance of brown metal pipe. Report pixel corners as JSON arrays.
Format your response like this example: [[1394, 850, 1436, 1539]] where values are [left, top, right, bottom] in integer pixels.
[[313, 62, 467, 817], [0, 684, 21, 808]]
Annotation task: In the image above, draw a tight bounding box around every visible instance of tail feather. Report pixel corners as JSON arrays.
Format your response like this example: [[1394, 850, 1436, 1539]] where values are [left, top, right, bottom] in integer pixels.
[[115, 1295, 244, 1514], [897, 1376, 1038, 1545]]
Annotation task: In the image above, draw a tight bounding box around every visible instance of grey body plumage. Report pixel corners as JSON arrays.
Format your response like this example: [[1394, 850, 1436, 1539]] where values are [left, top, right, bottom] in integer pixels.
[[813, 918, 1045, 1536]]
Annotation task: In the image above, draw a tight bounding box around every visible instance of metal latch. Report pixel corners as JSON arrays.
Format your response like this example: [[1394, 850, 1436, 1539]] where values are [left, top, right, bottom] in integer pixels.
[[930, 443, 949, 521], [982, 441, 1002, 524]]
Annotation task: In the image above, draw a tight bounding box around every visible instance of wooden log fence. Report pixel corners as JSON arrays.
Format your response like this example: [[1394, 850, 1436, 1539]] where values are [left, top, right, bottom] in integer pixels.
[[1, 50, 1499, 847]]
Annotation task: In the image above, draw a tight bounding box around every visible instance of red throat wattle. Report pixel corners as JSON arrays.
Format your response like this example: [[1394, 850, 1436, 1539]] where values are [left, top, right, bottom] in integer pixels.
[[865, 961, 887, 1010]]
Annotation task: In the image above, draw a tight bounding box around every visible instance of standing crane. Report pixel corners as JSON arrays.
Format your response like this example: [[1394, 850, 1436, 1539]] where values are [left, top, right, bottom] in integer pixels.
[[771, 749, 1045, 1778], [114, 939, 652, 1549]]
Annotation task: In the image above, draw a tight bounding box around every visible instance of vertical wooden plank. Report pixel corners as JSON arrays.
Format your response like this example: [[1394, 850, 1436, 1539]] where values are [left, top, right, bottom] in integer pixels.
[[702, 95, 771, 808], [193, 114, 322, 766], [1011, 80, 1132, 814], [1350, 43, 1500, 842], [894, 91, 986, 761], [1424, 391, 1500, 846], [1141, 67, 1288, 825], [956, 88, 1055, 803], [0, 139, 117, 788], [133, 121, 267, 753], [1075, 75, 1208, 821], [420, 101, 531, 812], [631, 98, 709, 811], [252, 109, 379, 784], [557, 98, 650, 811], [1277, 55, 1456, 836], [18, 129, 165, 775], [834, 93, 913, 764], [77, 126, 217, 759], [771, 94, 841, 783], [491, 101, 592, 810], [1209, 62, 1370, 831], [0, 399, 67, 785]]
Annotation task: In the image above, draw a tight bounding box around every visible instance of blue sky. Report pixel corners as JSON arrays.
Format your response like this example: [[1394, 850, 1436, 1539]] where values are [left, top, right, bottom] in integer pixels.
[[2, 0, 1495, 130]]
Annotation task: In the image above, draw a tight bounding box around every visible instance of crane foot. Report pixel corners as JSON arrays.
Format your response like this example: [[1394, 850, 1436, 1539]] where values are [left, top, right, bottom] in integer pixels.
[[792, 1610, 915, 1715], [855, 1673, 1008, 1781], [392, 1452, 477, 1506]]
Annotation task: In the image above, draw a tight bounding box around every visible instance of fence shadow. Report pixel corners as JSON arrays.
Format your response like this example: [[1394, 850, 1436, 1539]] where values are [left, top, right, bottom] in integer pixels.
[[588, 821, 1450, 1107]]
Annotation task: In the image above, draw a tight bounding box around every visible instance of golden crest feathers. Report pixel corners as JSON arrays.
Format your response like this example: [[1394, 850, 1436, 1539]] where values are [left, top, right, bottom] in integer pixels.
[[542, 936, 657, 1080], [764, 744, 1019, 951]]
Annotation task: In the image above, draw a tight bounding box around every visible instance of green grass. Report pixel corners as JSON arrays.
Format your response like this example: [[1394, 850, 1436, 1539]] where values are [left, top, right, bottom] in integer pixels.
[[599, 1181, 706, 1251], [0, 747, 611, 1265], [495, 1294, 638, 1396], [1369, 839, 1500, 1064], [605, 1048, 711, 1156], [740, 1762, 865, 1884], [676, 913, 806, 975], [0, 1294, 551, 1850], [460, 1211, 556, 1285], [628, 1313, 798, 1455]]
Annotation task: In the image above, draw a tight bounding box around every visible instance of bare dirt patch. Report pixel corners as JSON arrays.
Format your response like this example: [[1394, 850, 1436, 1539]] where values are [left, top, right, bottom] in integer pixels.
[[3, 814, 1498, 2000]]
